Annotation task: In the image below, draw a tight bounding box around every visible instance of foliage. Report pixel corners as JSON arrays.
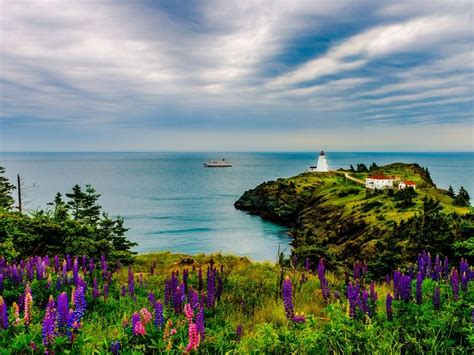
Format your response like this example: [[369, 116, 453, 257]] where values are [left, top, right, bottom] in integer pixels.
[[0, 167, 16, 211], [0, 252, 472, 354], [0, 168, 136, 263], [454, 186, 471, 207]]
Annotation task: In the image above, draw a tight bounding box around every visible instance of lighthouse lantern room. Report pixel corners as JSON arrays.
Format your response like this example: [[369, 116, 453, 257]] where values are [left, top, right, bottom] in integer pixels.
[[309, 151, 329, 172]]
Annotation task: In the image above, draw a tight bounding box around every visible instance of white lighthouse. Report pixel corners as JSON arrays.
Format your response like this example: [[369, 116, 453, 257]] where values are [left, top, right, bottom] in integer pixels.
[[309, 151, 329, 172]]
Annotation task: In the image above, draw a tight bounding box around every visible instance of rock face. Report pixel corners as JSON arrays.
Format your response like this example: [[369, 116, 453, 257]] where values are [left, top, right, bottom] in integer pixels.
[[235, 163, 470, 276]]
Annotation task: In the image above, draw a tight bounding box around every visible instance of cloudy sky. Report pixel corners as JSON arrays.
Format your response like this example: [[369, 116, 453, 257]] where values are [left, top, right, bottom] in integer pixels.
[[1, 0, 473, 151]]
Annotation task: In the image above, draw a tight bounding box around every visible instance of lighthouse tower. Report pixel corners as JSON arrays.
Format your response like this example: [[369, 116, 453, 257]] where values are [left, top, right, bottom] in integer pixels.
[[316, 151, 329, 172]]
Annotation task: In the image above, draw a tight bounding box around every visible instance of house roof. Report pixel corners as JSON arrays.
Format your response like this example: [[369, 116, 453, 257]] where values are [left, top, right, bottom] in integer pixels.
[[367, 174, 395, 180], [403, 180, 416, 186]]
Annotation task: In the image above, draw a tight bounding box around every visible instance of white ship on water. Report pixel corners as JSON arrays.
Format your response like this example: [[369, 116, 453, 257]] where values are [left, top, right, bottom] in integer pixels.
[[203, 159, 232, 167]]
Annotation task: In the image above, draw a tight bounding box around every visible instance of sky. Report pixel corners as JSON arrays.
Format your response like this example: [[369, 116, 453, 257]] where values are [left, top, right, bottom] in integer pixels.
[[0, 0, 473, 152]]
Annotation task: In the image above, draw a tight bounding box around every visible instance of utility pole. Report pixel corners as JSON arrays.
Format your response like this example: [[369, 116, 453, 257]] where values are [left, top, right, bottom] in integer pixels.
[[17, 174, 22, 214]]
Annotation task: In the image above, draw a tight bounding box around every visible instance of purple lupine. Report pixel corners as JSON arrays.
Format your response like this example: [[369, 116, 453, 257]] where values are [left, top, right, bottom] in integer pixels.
[[110, 340, 121, 355], [393, 271, 401, 300], [189, 289, 200, 310], [236, 324, 243, 341], [282, 276, 294, 320], [72, 285, 87, 324], [148, 292, 155, 305], [183, 269, 189, 294], [460, 259, 469, 276], [121, 285, 126, 297], [360, 290, 370, 317], [196, 306, 205, 340], [385, 274, 391, 284], [399, 275, 412, 302], [92, 278, 99, 299], [128, 266, 135, 296], [433, 285, 441, 310], [386, 293, 393, 321], [416, 272, 423, 305], [198, 268, 203, 292], [131, 312, 141, 336], [57, 292, 69, 330], [451, 268, 459, 300], [0, 274, 3, 292], [426, 253, 432, 278], [304, 258, 311, 272], [0, 296, 8, 329], [206, 269, 215, 308], [174, 283, 186, 313], [347, 282, 360, 319], [42, 296, 57, 350], [81, 255, 87, 274], [432, 255, 441, 281], [216, 272, 223, 301], [154, 301, 164, 328], [317, 258, 330, 302]]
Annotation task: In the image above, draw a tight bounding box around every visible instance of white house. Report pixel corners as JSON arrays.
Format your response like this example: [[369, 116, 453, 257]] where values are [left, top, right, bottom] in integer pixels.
[[309, 151, 329, 172], [398, 180, 416, 190], [365, 174, 395, 190]]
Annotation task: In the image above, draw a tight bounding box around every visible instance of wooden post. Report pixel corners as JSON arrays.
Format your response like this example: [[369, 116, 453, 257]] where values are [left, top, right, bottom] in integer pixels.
[[17, 174, 22, 214]]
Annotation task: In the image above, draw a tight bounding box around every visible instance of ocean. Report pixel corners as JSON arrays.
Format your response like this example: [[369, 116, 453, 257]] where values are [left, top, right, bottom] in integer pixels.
[[1, 152, 472, 261]]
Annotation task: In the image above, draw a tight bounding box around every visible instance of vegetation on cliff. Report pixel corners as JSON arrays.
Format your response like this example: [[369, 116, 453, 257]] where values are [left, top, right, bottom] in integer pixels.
[[235, 163, 473, 276]]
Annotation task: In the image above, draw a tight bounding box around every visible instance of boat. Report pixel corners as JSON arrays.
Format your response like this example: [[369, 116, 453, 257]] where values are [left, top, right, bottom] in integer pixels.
[[203, 159, 232, 167]]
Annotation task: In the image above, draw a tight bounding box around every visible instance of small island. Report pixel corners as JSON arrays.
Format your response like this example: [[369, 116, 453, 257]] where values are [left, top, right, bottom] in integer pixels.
[[235, 162, 472, 275]]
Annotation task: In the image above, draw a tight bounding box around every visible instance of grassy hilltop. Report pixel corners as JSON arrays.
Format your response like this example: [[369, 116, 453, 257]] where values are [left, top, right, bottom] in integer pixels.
[[235, 163, 472, 276]]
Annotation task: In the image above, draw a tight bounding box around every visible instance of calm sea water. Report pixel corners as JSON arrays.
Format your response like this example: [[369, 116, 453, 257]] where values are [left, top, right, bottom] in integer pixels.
[[1, 152, 472, 261]]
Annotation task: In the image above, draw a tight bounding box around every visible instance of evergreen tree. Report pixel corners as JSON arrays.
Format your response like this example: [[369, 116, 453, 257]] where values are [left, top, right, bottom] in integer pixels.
[[47, 192, 69, 221], [356, 163, 368, 172], [0, 167, 15, 210], [66, 184, 85, 220], [448, 185, 455, 198], [369, 162, 378, 171], [454, 186, 471, 207], [350, 165, 355, 172]]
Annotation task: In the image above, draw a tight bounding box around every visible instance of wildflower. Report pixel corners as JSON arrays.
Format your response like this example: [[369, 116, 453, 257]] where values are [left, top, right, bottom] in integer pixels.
[[416, 272, 423, 305], [188, 289, 200, 310], [131, 312, 146, 336], [121, 285, 126, 297], [174, 283, 185, 312], [196, 307, 205, 340], [206, 269, 215, 308], [73, 258, 79, 286], [386, 293, 393, 321], [185, 323, 200, 352], [128, 266, 135, 296], [293, 313, 306, 323], [140, 307, 152, 325], [57, 292, 69, 330], [347, 282, 359, 319], [0, 296, 8, 329], [451, 268, 459, 300], [236, 324, 243, 341], [42, 296, 57, 350], [54, 255, 60, 273], [198, 268, 203, 292], [433, 285, 441, 310], [12, 302, 20, 326], [184, 303, 194, 322], [282, 276, 294, 321], [399, 275, 412, 302], [432, 255, 441, 281], [393, 271, 401, 299], [317, 258, 330, 302], [148, 292, 155, 305], [0, 274, 3, 292], [24, 285, 33, 326], [110, 340, 121, 355], [92, 278, 99, 298], [443, 256, 449, 278], [360, 290, 370, 317], [154, 300, 164, 328]]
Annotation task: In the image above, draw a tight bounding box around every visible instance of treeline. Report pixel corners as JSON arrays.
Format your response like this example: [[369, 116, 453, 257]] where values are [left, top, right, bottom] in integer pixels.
[[0, 166, 136, 262]]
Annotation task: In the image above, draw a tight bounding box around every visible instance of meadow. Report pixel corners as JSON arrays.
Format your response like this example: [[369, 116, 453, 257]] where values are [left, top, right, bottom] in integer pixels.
[[0, 251, 472, 354]]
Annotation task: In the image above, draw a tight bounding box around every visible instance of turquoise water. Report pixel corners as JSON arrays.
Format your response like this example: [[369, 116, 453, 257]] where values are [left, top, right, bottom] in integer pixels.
[[1, 152, 472, 261]]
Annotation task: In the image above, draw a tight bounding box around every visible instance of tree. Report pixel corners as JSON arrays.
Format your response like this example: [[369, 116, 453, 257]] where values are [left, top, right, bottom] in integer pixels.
[[349, 165, 355, 172], [448, 185, 455, 198], [356, 163, 368, 172], [0, 166, 15, 210], [369, 162, 378, 171], [454, 186, 471, 207], [47, 192, 69, 221]]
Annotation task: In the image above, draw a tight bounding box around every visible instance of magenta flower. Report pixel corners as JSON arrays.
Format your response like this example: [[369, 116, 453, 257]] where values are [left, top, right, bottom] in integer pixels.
[[185, 323, 200, 352]]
